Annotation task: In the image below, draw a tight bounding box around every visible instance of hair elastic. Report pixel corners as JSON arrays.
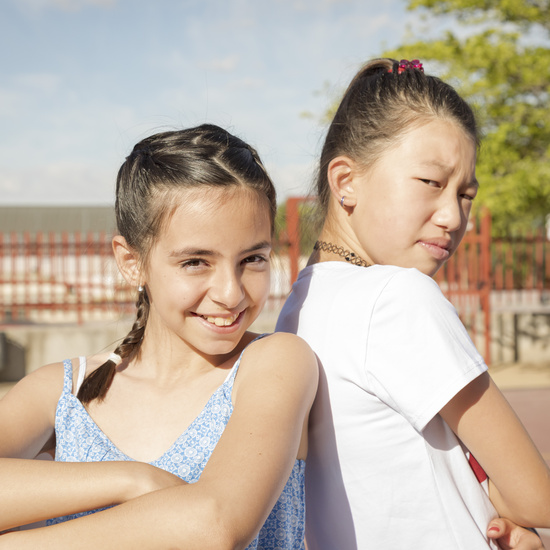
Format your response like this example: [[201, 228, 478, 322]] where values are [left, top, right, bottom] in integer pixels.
[[108, 352, 122, 366], [389, 59, 424, 74]]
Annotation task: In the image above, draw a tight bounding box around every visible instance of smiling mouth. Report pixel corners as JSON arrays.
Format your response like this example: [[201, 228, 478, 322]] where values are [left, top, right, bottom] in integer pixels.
[[198, 312, 241, 327]]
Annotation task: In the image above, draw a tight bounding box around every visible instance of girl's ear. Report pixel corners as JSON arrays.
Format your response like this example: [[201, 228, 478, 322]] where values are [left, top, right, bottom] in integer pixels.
[[327, 156, 359, 208], [112, 235, 143, 287]]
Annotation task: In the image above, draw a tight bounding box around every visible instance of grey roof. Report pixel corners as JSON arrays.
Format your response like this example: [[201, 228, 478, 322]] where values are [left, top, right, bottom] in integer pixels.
[[0, 206, 117, 233]]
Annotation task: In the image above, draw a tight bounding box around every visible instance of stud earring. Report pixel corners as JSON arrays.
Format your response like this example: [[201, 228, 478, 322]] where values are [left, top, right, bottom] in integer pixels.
[[340, 196, 346, 208], [138, 285, 144, 292]]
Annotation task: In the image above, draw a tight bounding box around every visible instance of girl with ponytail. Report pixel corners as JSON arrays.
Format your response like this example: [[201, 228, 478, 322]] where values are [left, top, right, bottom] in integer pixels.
[[0, 124, 317, 549], [277, 58, 550, 549]]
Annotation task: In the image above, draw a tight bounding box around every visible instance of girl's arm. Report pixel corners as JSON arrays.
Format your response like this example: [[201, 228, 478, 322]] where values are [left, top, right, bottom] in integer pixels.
[[440, 372, 550, 528], [0, 458, 184, 532], [0, 333, 319, 550], [0, 362, 184, 530]]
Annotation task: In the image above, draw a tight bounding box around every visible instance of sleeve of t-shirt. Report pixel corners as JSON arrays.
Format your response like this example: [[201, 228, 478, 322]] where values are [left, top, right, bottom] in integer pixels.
[[364, 268, 487, 432]]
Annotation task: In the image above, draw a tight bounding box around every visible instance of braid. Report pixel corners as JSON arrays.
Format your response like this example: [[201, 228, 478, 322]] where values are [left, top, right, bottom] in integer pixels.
[[77, 290, 150, 404]]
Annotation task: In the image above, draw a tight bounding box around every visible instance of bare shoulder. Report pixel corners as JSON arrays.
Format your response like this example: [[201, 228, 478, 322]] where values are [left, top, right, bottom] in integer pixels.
[[0, 360, 67, 456], [1, 352, 101, 406], [252, 331, 312, 352], [248, 332, 315, 362], [240, 332, 318, 382], [4, 360, 66, 400]]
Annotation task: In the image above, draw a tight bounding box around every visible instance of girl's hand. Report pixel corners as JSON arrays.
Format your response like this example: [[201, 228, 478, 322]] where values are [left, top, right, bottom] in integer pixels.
[[488, 518, 545, 550]]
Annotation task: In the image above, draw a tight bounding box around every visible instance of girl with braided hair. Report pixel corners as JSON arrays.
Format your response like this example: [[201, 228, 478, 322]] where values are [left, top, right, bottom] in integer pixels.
[[277, 58, 550, 549], [0, 124, 318, 549]]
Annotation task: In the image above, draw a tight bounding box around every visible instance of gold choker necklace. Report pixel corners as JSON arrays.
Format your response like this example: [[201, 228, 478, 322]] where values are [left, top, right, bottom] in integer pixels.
[[314, 241, 371, 267]]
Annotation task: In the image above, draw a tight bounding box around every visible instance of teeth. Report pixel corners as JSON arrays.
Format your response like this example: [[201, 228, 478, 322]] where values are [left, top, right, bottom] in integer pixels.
[[205, 313, 239, 326]]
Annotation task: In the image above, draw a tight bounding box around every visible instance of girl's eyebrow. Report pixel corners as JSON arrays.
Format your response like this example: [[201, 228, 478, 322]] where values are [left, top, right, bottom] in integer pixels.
[[243, 241, 272, 253], [420, 160, 479, 187], [169, 241, 272, 258]]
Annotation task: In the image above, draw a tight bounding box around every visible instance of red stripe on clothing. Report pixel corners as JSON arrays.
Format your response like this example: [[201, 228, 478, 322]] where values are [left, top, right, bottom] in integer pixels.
[[468, 453, 488, 483]]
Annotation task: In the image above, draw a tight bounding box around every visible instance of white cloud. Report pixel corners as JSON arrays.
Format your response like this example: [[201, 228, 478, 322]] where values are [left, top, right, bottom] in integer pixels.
[[200, 55, 240, 72], [0, 89, 25, 116], [13, 72, 61, 93]]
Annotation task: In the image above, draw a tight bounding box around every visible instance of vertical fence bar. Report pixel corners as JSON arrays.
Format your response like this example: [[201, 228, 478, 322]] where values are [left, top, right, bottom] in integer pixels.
[[286, 197, 301, 285], [480, 210, 492, 364], [74, 232, 81, 323], [23, 232, 30, 321], [0, 233, 3, 320]]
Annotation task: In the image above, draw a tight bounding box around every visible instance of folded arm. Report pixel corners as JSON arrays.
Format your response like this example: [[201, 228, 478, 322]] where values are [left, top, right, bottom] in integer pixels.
[[440, 372, 550, 528]]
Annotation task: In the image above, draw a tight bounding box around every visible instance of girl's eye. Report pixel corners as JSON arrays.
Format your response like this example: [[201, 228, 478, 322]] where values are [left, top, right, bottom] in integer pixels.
[[460, 185, 478, 202], [242, 254, 268, 265], [420, 179, 440, 188], [180, 259, 207, 269]]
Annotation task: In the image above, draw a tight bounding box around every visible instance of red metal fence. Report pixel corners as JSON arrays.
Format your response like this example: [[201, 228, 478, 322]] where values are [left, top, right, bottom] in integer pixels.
[[1, 198, 549, 365], [0, 232, 134, 324]]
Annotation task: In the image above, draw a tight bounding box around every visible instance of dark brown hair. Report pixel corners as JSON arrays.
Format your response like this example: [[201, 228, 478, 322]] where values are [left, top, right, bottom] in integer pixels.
[[316, 57, 479, 223], [77, 124, 276, 404]]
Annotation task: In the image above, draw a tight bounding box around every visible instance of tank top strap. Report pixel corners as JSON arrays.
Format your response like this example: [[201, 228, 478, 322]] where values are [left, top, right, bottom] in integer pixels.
[[61, 358, 74, 394], [61, 356, 87, 396], [75, 356, 87, 395], [224, 333, 269, 386]]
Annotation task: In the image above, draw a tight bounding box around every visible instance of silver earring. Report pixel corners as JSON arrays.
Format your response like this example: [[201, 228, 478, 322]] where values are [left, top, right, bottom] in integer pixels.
[[138, 285, 144, 292], [340, 196, 346, 208]]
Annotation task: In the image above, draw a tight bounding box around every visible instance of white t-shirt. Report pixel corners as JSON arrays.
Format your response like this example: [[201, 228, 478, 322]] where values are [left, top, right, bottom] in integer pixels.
[[276, 263, 498, 549]]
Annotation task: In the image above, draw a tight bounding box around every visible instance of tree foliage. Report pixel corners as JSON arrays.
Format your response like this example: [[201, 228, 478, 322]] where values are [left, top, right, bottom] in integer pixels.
[[383, 0, 550, 235]]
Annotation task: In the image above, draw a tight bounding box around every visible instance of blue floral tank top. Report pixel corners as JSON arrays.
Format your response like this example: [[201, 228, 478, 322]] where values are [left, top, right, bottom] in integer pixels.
[[47, 341, 306, 549]]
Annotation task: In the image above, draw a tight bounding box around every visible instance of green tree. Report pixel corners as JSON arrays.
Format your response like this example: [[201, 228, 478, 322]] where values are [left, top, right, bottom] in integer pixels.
[[383, 0, 550, 235]]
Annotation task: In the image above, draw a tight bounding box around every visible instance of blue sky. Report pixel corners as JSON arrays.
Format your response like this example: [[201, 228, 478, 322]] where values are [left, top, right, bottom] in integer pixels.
[[0, 0, 422, 205]]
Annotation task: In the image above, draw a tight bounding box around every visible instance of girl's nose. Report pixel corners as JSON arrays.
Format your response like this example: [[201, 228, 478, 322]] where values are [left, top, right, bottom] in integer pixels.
[[210, 267, 245, 309], [433, 193, 464, 233]]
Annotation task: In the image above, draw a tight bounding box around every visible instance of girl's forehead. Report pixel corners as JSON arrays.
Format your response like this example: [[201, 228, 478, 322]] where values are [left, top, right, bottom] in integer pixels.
[[377, 119, 476, 164], [159, 185, 272, 244], [169, 185, 267, 214]]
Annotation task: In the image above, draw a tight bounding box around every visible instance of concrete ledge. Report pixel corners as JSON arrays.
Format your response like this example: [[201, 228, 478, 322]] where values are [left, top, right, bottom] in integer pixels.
[[1, 319, 132, 378]]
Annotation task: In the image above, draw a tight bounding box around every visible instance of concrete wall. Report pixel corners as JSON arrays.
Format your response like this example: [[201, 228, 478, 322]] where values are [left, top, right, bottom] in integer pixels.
[[1, 309, 548, 382], [0, 320, 132, 379], [491, 312, 550, 364]]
